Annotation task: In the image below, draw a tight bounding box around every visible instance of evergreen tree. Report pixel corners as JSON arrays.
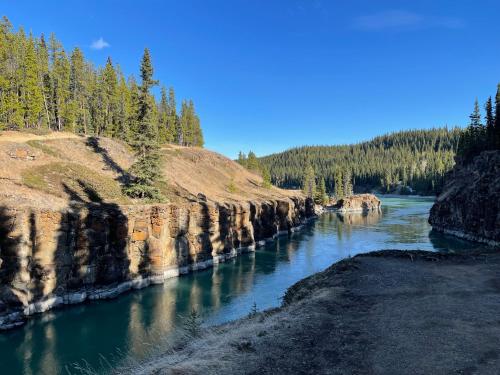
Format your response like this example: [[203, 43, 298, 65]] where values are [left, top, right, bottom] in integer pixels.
[[101, 57, 118, 136], [334, 169, 344, 199], [115, 67, 131, 140], [261, 166, 272, 189], [124, 49, 163, 200], [167, 87, 178, 143], [315, 176, 328, 205], [302, 164, 316, 199], [69, 47, 87, 133], [485, 96, 494, 149], [495, 84, 500, 148], [158, 86, 169, 143], [343, 169, 353, 196], [22, 34, 44, 127], [246, 151, 259, 170], [0, 19, 204, 147], [237, 151, 247, 168]]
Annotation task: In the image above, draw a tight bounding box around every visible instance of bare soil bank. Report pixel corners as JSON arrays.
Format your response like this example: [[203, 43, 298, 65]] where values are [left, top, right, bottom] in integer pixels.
[[135, 249, 500, 375]]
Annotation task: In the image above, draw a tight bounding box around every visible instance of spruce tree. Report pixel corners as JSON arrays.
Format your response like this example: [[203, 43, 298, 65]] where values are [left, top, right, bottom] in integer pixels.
[[261, 166, 272, 189], [334, 169, 344, 199], [237, 151, 247, 168], [167, 87, 178, 143], [23, 34, 44, 128], [124, 48, 163, 200], [158, 86, 169, 143], [343, 169, 353, 196], [485, 96, 494, 149], [302, 164, 316, 199], [315, 176, 328, 205], [247, 151, 259, 170], [495, 84, 500, 148]]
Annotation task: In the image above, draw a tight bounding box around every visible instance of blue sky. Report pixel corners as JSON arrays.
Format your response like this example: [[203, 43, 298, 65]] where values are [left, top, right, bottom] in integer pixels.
[[3, 0, 500, 158]]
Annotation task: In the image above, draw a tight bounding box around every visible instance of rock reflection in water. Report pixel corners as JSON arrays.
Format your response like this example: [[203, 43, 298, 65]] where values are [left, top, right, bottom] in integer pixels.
[[1, 197, 493, 375]]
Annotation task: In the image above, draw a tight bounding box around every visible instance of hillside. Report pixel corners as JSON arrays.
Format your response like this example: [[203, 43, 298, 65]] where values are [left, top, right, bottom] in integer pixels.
[[259, 128, 461, 195], [0, 131, 312, 330], [0, 131, 299, 209]]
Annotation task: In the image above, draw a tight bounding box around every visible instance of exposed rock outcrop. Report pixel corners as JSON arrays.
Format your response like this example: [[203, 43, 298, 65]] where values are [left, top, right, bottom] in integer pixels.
[[333, 194, 381, 213], [0, 197, 314, 330], [429, 151, 500, 246]]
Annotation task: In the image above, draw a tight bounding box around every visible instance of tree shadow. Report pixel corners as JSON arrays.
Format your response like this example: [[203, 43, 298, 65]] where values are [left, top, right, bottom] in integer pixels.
[[85, 136, 130, 184], [52, 180, 130, 298], [0, 207, 24, 313]]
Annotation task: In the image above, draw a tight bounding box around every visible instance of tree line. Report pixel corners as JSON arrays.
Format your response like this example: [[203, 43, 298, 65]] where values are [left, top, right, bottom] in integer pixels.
[[456, 84, 500, 163], [0, 16, 203, 147], [258, 128, 462, 196]]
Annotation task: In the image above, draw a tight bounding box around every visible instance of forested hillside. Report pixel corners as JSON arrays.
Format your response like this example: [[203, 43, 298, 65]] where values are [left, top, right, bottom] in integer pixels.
[[259, 128, 462, 195], [456, 85, 500, 164], [0, 16, 203, 146]]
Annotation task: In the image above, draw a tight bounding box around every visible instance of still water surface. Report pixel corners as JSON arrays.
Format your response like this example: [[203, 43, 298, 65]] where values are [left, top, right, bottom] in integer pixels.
[[0, 197, 490, 374]]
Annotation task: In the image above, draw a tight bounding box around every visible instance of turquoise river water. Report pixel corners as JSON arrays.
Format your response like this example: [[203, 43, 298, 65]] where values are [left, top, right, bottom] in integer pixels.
[[0, 197, 491, 374]]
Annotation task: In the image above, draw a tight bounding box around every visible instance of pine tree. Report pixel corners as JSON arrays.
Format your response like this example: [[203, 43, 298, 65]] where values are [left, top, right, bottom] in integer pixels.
[[261, 166, 272, 189], [237, 151, 247, 168], [315, 176, 328, 205], [115, 67, 131, 140], [495, 84, 500, 148], [22, 34, 44, 128], [101, 57, 118, 137], [247, 151, 260, 170], [124, 48, 163, 200], [302, 164, 316, 199], [334, 169, 344, 199], [343, 169, 353, 196], [167, 87, 178, 142], [485, 96, 494, 149], [69, 47, 87, 133]]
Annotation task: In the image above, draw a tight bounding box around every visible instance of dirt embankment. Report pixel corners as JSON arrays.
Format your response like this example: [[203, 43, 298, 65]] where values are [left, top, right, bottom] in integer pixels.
[[135, 249, 500, 375]]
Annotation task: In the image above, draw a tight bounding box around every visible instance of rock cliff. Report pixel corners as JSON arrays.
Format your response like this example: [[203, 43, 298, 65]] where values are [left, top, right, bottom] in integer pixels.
[[0, 198, 313, 329], [429, 151, 500, 246], [0, 133, 315, 329], [333, 194, 381, 213]]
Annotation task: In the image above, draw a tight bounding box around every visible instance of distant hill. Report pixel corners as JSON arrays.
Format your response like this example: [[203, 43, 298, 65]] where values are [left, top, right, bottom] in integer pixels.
[[259, 128, 462, 195]]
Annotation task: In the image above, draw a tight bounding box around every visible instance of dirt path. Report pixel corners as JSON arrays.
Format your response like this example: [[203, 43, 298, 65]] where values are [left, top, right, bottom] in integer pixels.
[[133, 250, 500, 375]]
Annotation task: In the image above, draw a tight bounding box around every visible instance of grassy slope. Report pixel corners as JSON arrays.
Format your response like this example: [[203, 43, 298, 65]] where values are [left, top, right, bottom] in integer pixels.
[[0, 131, 300, 209]]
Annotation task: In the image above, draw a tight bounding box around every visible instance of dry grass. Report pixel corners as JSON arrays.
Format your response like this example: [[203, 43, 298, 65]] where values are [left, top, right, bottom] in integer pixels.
[[21, 162, 130, 203], [26, 139, 62, 158], [0, 132, 301, 208]]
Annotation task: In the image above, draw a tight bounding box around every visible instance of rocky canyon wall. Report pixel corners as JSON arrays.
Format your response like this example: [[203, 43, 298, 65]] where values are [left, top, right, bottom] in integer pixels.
[[0, 197, 314, 329], [429, 151, 500, 247]]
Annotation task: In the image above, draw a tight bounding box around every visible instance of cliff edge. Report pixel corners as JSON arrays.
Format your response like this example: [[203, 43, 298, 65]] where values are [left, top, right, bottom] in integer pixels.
[[429, 151, 500, 246], [0, 132, 314, 329]]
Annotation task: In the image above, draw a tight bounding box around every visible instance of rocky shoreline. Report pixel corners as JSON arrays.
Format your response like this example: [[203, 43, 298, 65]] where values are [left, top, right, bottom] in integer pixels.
[[0, 198, 316, 330]]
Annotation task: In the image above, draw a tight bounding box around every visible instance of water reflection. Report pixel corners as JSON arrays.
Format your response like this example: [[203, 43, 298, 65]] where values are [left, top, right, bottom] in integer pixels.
[[0, 197, 493, 375]]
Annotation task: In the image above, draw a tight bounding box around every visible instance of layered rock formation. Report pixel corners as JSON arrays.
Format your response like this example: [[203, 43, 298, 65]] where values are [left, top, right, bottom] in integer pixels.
[[0, 197, 314, 329], [429, 151, 500, 246], [333, 194, 381, 213]]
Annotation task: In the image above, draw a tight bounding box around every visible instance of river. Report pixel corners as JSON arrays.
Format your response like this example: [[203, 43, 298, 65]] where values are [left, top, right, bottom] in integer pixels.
[[0, 196, 490, 374]]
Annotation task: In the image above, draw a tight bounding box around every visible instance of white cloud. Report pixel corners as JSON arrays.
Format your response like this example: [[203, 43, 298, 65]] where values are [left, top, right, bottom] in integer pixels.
[[353, 10, 464, 31], [90, 37, 110, 50]]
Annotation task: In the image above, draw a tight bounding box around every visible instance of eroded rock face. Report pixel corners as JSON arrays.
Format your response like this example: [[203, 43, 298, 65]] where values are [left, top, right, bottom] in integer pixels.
[[429, 151, 500, 246], [334, 194, 381, 213], [0, 197, 313, 329]]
